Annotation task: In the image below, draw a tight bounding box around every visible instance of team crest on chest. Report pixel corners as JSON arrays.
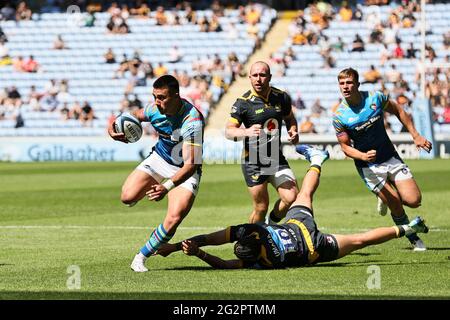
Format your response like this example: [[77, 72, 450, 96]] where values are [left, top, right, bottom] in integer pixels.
[[370, 104, 377, 110], [263, 118, 279, 135]]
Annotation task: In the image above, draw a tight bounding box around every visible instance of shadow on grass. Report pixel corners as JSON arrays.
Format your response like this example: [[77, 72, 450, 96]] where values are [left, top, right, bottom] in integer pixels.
[[0, 291, 448, 300]]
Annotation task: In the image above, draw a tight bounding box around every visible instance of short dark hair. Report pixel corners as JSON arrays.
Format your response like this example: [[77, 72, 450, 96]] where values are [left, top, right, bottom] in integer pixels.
[[338, 68, 359, 83], [233, 233, 261, 262], [153, 74, 179, 95]]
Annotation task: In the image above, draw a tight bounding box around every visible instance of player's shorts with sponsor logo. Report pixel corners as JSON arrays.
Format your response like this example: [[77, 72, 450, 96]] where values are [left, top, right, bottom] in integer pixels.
[[356, 156, 413, 194], [285, 205, 339, 264], [241, 158, 296, 187], [137, 150, 201, 196]]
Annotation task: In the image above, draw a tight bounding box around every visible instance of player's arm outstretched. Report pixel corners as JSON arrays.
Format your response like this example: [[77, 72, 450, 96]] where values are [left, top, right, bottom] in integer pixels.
[[384, 100, 432, 153], [156, 229, 244, 269]]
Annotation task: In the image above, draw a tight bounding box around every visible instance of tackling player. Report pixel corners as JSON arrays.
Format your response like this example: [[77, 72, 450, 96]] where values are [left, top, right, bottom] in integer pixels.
[[157, 145, 429, 269], [108, 75, 204, 272], [332, 68, 432, 251], [225, 61, 299, 224]]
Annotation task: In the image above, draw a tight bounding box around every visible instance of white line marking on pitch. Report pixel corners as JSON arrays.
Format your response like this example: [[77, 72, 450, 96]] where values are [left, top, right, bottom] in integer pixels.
[[0, 225, 447, 232]]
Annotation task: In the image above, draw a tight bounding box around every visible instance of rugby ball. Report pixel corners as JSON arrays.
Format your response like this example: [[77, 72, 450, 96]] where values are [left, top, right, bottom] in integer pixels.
[[114, 113, 143, 143]]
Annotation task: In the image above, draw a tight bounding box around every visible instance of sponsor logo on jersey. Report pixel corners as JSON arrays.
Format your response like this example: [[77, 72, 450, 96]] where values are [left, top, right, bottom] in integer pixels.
[[348, 117, 359, 123], [251, 174, 259, 182], [354, 115, 380, 131], [371, 103, 377, 110], [255, 108, 264, 114]]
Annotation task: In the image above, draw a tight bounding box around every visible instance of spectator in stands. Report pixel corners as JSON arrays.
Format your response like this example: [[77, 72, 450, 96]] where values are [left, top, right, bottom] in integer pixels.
[[311, 99, 326, 118], [392, 40, 405, 59], [184, 4, 196, 24], [27, 85, 43, 111], [369, 23, 384, 44], [362, 65, 382, 84], [168, 46, 183, 63], [23, 55, 40, 73], [114, 54, 129, 78], [6, 86, 22, 107], [380, 43, 391, 66], [80, 101, 95, 126], [406, 43, 417, 59], [0, 3, 15, 21], [104, 48, 116, 64], [154, 62, 168, 78], [294, 93, 306, 111], [331, 36, 345, 52], [129, 94, 143, 110], [53, 35, 67, 50], [425, 43, 436, 62], [247, 20, 261, 48], [321, 48, 335, 69], [155, 6, 168, 26], [385, 64, 401, 83], [443, 104, 450, 124], [224, 22, 238, 40], [353, 4, 363, 21], [0, 39, 11, 66], [444, 32, 450, 50], [209, 14, 223, 32], [339, 1, 353, 22], [12, 56, 25, 72], [299, 115, 316, 134], [84, 9, 96, 27], [15, 1, 32, 21], [351, 34, 365, 52], [131, 2, 150, 19], [0, 26, 7, 42], [69, 101, 82, 120], [60, 102, 70, 120], [211, 0, 224, 17], [283, 47, 296, 65], [245, 4, 261, 24]]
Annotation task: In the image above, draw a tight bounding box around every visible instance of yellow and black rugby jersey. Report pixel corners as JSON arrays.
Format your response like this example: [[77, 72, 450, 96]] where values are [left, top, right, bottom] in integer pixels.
[[227, 223, 308, 269], [229, 87, 293, 164]]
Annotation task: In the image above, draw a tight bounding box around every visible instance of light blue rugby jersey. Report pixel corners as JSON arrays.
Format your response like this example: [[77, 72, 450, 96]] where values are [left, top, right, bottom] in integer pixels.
[[332, 91, 398, 168], [143, 98, 204, 167]]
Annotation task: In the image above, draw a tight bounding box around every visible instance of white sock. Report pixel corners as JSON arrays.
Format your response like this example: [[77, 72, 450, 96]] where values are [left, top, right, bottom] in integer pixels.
[[310, 156, 323, 167]]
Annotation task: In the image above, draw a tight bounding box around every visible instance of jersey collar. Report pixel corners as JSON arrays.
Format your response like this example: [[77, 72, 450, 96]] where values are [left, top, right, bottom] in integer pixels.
[[251, 87, 271, 102]]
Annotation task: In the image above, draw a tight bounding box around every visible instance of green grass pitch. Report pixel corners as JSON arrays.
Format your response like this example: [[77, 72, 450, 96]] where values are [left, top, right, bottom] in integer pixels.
[[0, 159, 449, 299]]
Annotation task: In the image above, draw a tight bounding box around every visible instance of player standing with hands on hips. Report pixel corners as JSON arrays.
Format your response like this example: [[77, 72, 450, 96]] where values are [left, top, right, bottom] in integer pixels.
[[108, 75, 205, 271], [332, 68, 432, 251], [225, 61, 299, 224]]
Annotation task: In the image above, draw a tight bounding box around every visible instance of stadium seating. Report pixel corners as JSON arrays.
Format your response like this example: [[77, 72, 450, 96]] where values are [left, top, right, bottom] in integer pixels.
[[272, 3, 450, 135], [0, 6, 276, 136]]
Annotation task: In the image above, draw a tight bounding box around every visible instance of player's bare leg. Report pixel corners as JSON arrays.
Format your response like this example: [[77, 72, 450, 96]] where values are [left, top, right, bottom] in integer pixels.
[[377, 182, 426, 251], [393, 178, 422, 209], [131, 186, 196, 272], [121, 169, 159, 206], [334, 216, 429, 259], [267, 181, 298, 223], [248, 183, 270, 223]]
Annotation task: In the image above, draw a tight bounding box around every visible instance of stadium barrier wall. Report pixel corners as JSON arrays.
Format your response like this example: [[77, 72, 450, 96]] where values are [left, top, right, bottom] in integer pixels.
[[0, 134, 449, 162]]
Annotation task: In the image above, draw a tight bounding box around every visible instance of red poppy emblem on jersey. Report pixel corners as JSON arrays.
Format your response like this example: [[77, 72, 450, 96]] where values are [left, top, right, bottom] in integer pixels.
[[371, 104, 377, 110], [263, 118, 279, 135]]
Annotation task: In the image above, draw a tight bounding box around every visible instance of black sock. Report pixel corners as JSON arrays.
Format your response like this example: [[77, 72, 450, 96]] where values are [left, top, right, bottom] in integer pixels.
[[392, 212, 419, 242], [269, 210, 282, 223]]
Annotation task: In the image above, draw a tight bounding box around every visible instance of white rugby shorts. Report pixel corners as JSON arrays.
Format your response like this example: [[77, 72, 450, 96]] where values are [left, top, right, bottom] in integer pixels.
[[268, 167, 297, 189], [357, 156, 413, 194], [136, 151, 201, 196]]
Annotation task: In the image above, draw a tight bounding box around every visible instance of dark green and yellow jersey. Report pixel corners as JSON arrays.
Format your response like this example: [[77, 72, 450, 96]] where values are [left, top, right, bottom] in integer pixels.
[[226, 223, 309, 269], [229, 87, 293, 165]]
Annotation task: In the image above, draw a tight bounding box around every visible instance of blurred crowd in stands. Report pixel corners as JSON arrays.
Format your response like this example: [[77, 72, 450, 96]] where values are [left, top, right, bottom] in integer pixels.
[[0, 0, 449, 135]]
